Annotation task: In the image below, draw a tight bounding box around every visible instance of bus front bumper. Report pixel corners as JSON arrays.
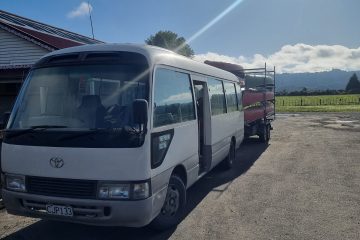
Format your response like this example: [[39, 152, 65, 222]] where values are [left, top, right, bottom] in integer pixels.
[[2, 189, 158, 227]]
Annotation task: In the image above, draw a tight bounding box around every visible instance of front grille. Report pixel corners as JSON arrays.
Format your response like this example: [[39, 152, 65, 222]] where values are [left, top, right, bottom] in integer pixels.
[[27, 176, 97, 199]]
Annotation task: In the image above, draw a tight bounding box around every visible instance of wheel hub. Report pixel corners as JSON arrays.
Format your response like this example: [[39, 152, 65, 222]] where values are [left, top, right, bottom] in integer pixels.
[[161, 186, 180, 216]]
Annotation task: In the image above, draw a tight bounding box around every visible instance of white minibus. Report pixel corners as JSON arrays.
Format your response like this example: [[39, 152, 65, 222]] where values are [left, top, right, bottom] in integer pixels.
[[1, 44, 244, 229]]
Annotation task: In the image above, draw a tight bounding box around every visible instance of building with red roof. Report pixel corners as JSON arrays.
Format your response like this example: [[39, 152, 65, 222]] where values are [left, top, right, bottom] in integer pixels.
[[0, 9, 102, 116]]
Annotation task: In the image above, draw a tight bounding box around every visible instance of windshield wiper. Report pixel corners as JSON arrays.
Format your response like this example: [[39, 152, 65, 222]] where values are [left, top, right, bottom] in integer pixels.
[[58, 128, 110, 142], [58, 126, 143, 142], [5, 125, 68, 139]]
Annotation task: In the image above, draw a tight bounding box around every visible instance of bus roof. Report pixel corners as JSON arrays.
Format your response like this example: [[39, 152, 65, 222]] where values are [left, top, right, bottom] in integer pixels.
[[40, 43, 239, 82]]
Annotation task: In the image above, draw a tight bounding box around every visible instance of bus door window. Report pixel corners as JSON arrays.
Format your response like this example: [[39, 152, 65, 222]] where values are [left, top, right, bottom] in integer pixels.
[[194, 82, 205, 157]]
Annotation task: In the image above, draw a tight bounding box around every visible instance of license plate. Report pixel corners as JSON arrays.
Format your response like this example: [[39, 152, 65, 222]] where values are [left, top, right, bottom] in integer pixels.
[[46, 204, 73, 217]]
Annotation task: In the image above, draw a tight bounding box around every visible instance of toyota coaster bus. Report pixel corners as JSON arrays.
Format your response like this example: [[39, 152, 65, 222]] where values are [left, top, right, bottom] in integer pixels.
[[1, 44, 244, 229]]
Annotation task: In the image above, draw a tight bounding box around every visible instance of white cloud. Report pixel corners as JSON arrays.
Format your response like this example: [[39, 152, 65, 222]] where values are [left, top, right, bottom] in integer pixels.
[[67, 2, 92, 19], [162, 92, 192, 104], [194, 44, 360, 73]]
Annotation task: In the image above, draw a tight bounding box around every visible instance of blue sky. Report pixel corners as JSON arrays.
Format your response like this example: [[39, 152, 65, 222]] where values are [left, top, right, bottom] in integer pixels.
[[1, 0, 360, 72]]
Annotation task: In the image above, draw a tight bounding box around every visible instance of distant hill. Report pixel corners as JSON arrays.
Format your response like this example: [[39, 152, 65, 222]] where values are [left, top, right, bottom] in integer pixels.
[[276, 69, 360, 92]]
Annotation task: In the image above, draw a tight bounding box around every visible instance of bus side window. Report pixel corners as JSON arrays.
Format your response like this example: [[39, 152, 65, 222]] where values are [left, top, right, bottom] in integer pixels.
[[235, 84, 242, 110], [224, 82, 238, 112], [207, 78, 226, 115], [153, 68, 195, 128]]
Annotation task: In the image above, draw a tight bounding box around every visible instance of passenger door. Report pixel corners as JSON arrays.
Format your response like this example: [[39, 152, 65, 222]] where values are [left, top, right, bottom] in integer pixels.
[[193, 79, 212, 174]]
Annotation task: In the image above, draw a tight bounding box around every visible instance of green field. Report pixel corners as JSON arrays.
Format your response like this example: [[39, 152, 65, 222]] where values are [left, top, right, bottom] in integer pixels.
[[275, 94, 360, 112]]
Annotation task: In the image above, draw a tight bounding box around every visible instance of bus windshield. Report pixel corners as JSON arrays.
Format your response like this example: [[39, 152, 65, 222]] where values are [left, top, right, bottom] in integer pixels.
[[9, 64, 149, 131]]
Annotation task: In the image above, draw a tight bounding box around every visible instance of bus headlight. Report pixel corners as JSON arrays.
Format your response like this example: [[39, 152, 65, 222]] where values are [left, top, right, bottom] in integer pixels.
[[133, 182, 150, 200], [5, 174, 26, 192], [98, 184, 130, 199], [98, 181, 151, 200]]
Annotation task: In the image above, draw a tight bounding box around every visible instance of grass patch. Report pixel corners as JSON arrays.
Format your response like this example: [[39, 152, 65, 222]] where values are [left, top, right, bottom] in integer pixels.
[[275, 94, 360, 112], [276, 94, 360, 106], [276, 105, 360, 112]]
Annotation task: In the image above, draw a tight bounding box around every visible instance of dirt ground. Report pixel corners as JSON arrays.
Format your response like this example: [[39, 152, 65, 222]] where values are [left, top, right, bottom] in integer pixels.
[[1, 113, 359, 240]]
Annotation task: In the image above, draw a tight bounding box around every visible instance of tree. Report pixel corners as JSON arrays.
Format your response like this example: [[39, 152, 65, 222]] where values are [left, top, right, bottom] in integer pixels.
[[345, 73, 360, 93], [301, 87, 308, 95], [145, 30, 194, 58]]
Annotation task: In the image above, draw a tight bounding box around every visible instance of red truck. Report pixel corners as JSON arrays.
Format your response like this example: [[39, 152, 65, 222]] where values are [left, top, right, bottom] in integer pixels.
[[205, 61, 275, 142]]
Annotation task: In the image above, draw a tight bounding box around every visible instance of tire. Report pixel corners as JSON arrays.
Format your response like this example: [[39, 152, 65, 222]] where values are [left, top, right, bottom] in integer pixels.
[[150, 175, 186, 230], [0, 185, 4, 209], [223, 141, 236, 170], [259, 124, 268, 143], [243, 134, 249, 142], [266, 124, 271, 141]]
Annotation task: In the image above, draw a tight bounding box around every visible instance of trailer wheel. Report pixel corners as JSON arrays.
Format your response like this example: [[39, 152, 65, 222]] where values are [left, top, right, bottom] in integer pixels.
[[150, 175, 186, 230], [266, 124, 271, 141], [0, 184, 3, 209], [259, 124, 268, 143], [222, 140, 236, 170]]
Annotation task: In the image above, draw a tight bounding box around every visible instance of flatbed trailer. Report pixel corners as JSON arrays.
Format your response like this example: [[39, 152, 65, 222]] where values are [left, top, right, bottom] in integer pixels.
[[242, 64, 275, 142], [205, 61, 275, 142]]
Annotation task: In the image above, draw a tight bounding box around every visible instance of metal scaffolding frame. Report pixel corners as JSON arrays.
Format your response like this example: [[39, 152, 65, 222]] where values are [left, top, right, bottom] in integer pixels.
[[242, 63, 276, 120]]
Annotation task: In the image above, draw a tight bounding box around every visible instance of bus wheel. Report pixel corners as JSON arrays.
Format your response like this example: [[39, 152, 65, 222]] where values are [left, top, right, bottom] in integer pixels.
[[223, 141, 236, 170], [150, 175, 186, 230]]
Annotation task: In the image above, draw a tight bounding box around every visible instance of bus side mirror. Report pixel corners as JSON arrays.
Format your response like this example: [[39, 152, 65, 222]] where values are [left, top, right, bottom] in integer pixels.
[[133, 99, 148, 127], [1, 112, 10, 129]]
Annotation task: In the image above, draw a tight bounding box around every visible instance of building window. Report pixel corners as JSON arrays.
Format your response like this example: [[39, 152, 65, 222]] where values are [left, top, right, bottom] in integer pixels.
[[153, 68, 195, 127], [208, 78, 226, 115]]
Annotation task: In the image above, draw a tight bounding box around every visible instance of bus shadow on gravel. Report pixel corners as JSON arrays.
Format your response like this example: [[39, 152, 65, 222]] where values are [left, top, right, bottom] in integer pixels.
[[4, 138, 268, 240]]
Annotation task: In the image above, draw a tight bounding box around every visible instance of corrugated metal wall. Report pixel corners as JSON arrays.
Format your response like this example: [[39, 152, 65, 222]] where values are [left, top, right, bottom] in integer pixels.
[[0, 27, 48, 115], [0, 28, 49, 67]]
